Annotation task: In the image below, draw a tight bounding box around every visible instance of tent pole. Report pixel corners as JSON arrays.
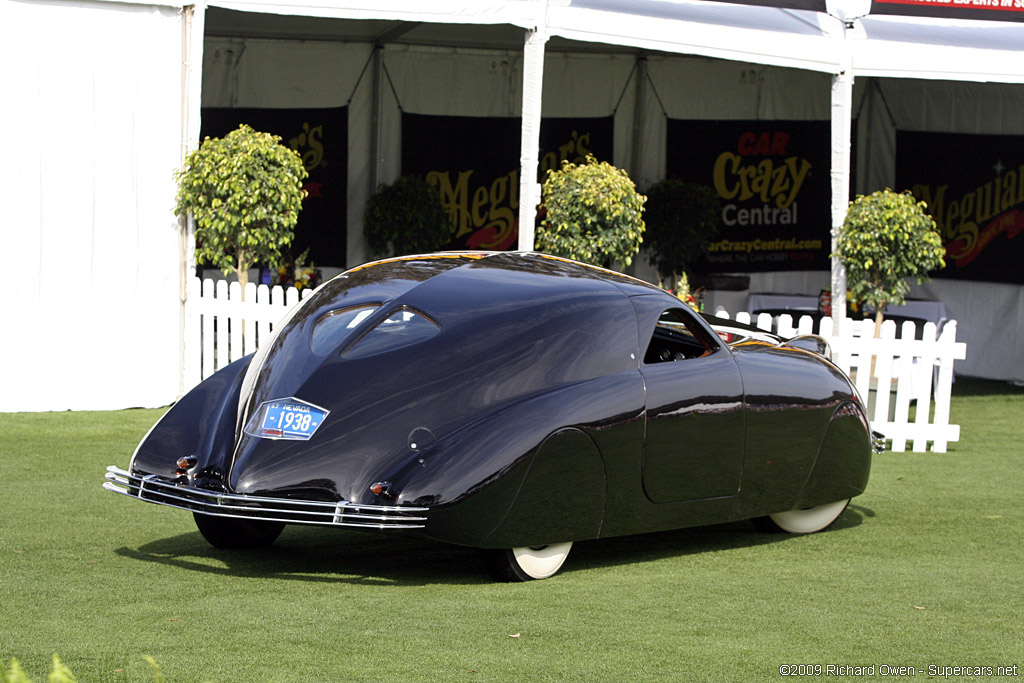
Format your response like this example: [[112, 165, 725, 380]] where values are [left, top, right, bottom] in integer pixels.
[[178, 2, 204, 398], [830, 64, 853, 336], [370, 44, 384, 194], [518, 26, 548, 252], [630, 55, 647, 183]]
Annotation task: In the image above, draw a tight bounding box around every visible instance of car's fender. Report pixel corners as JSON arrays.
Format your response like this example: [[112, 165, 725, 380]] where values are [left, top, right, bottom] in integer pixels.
[[395, 372, 639, 548], [794, 400, 873, 509], [480, 427, 606, 549], [131, 356, 252, 479]]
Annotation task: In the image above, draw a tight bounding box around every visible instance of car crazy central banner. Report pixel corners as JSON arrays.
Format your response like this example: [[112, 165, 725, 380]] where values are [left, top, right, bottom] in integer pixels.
[[667, 119, 831, 272], [402, 114, 613, 251]]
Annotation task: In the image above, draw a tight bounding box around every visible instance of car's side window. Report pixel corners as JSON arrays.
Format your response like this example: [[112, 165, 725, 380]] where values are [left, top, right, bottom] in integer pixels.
[[643, 308, 715, 364]]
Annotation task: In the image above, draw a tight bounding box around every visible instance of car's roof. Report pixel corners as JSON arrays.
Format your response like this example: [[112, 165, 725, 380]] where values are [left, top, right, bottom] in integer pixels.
[[330, 251, 663, 301], [275, 251, 670, 393]]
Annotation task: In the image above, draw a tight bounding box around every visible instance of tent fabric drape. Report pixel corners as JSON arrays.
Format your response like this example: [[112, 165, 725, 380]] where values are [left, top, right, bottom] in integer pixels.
[[206, 0, 540, 26], [1, 0, 187, 412]]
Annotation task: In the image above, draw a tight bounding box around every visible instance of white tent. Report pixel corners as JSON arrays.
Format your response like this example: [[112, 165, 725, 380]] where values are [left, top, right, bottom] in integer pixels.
[[3, 0, 1023, 412], [1, 0, 189, 412]]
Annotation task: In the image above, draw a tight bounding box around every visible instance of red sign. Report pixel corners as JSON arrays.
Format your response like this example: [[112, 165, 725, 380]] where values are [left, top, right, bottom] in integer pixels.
[[873, 0, 1024, 21]]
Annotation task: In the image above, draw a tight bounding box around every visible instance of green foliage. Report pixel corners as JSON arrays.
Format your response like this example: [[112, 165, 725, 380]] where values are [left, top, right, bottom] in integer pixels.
[[536, 155, 646, 268], [175, 124, 308, 290], [363, 176, 450, 257], [141, 656, 165, 683], [1, 655, 169, 683], [835, 189, 946, 317], [644, 179, 720, 284], [2, 655, 75, 683], [1, 658, 29, 683]]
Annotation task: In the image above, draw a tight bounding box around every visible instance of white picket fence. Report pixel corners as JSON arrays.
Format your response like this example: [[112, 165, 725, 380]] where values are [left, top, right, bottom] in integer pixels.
[[183, 278, 967, 454], [714, 310, 967, 453], [183, 277, 312, 388]]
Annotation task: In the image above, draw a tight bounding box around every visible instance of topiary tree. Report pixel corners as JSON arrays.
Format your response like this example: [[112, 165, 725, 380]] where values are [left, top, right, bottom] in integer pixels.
[[175, 124, 308, 300], [535, 155, 646, 268], [643, 179, 720, 293], [363, 176, 451, 258], [835, 189, 946, 329]]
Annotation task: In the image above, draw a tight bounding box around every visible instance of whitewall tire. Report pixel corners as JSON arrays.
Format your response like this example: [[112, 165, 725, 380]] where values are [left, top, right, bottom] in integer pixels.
[[755, 499, 850, 534], [481, 542, 574, 581]]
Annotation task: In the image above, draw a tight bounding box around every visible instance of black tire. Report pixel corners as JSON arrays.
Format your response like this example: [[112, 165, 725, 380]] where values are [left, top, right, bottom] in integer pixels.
[[480, 542, 573, 581], [193, 513, 285, 549], [752, 499, 850, 534]]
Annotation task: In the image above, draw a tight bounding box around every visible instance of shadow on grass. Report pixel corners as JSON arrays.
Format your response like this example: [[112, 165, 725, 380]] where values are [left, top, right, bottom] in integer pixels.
[[114, 504, 871, 584], [115, 529, 488, 586], [569, 503, 870, 574], [951, 377, 1024, 397]]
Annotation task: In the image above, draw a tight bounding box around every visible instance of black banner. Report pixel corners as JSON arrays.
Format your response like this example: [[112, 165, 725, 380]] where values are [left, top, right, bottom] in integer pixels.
[[667, 119, 831, 272], [200, 107, 348, 267], [896, 130, 1024, 285], [699, 0, 827, 11], [402, 114, 614, 251]]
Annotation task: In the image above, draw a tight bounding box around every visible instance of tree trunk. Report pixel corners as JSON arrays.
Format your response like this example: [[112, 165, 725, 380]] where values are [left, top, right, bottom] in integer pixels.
[[236, 249, 248, 302], [236, 249, 248, 351], [869, 301, 886, 387]]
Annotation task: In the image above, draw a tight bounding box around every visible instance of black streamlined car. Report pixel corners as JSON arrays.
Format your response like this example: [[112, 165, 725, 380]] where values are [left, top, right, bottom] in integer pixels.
[[105, 252, 878, 580]]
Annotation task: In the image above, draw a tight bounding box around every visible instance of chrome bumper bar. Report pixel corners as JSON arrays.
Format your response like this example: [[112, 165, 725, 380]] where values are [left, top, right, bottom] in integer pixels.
[[871, 431, 887, 455], [103, 466, 428, 530]]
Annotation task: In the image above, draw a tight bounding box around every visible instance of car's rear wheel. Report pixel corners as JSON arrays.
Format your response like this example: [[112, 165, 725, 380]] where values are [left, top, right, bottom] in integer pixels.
[[753, 499, 850, 534], [193, 513, 285, 549], [481, 542, 573, 581]]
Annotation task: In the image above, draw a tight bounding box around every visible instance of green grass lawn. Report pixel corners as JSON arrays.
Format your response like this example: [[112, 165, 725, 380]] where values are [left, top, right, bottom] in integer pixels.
[[2, 380, 1022, 682]]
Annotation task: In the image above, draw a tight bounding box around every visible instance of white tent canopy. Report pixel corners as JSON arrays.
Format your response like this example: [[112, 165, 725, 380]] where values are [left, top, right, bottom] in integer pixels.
[[4, 0, 1024, 411]]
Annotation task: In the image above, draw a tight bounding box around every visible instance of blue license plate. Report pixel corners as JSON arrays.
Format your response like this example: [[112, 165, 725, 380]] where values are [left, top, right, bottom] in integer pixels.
[[247, 398, 329, 441]]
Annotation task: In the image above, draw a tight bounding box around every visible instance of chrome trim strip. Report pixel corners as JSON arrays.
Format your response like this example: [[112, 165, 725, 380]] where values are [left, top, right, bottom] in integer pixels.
[[103, 466, 427, 530], [871, 431, 887, 455]]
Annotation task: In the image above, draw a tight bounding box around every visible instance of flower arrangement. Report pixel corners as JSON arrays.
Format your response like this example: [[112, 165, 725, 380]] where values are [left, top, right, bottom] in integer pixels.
[[274, 248, 321, 291], [660, 272, 704, 312], [818, 288, 861, 317]]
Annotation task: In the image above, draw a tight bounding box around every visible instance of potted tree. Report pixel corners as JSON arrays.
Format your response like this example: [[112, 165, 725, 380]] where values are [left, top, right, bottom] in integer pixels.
[[535, 155, 646, 269], [834, 188, 946, 418], [175, 124, 308, 301], [835, 189, 946, 330], [643, 179, 720, 306], [363, 176, 451, 257]]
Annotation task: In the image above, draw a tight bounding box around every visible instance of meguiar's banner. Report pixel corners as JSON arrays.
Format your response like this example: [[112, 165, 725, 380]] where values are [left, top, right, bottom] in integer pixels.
[[897, 130, 1024, 284], [200, 107, 348, 267], [402, 114, 613, 251], [667, 119, 831, 272]]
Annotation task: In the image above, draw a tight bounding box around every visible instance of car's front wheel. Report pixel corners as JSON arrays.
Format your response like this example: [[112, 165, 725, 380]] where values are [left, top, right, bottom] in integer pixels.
[[193, 513, 285, 549], [481, 542, 573, 581], [753, 499, 850, 534]]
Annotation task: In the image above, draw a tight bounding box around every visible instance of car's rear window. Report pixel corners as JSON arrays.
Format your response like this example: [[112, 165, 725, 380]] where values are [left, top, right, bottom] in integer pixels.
[[311, 305, 379, 355], [344, 308, 439, 359]]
